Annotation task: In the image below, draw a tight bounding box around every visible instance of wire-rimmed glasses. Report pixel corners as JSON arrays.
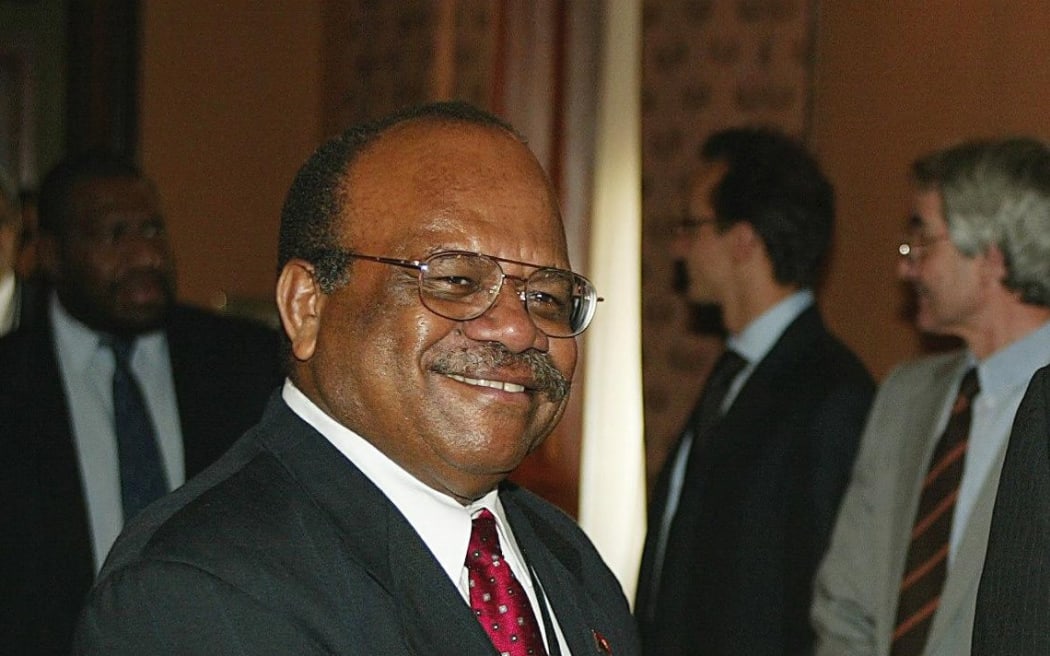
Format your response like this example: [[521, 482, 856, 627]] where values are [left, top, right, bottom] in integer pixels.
[[898, 233, 950, 261], [335, 249, 601, 338]]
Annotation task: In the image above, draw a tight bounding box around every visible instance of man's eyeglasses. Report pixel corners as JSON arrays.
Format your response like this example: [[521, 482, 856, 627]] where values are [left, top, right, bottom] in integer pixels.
[[898, 233, 950, 261], [335, 250, 602, 338]]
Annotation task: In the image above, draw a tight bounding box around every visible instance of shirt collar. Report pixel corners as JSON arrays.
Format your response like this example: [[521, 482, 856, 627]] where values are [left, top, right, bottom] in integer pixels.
[[974, 320, 1050, 400], [727, 288, 814, 364], [50, 291, 167, 371], [51, 292, 106, 374]]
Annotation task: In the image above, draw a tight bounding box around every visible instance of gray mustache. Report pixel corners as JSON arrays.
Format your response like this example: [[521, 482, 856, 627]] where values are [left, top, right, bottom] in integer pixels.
[[432, 344, 570, 402]]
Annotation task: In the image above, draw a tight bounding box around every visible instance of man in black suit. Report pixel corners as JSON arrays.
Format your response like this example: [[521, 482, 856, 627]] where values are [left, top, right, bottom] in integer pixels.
[[73, 102, 639, 655], [972, 364, 1050, 654], [635, 127, 875, 655], [0, 152, 281, 655]]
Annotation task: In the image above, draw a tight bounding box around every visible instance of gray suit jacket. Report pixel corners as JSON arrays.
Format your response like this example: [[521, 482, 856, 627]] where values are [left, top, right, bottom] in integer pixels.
[[812, 351, 1009, 656], [74, 395, 639, 655], [972, 365, 1050, 655]]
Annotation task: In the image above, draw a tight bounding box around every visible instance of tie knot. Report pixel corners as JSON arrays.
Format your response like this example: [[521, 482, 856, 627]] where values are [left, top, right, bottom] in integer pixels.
[[467, 509, 503, 564], [718, 349, 748, 380], [959, 367, 980, 402], [104, 336, 137, 367]]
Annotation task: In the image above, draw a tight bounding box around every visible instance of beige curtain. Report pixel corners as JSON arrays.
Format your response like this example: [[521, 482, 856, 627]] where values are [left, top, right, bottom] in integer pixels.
[[578, 0, 646, 602]]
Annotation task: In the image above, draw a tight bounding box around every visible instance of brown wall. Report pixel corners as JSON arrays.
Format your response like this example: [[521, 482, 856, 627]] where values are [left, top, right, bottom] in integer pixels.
[[812, 1, 1050, 379], [140, 1, 325, 313]]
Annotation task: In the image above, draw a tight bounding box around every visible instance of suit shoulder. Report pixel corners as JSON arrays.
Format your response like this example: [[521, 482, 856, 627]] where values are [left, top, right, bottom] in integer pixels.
[[882, 349, 967, 386], [503, 483, 580, 533], [104, 434, 292, 574], [780, 327, 874, 396], [0, 326, 49, 366]]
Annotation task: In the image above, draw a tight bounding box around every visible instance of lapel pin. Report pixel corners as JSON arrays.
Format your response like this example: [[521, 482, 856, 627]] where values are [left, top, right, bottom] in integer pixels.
[[592, 629, 612, 654]]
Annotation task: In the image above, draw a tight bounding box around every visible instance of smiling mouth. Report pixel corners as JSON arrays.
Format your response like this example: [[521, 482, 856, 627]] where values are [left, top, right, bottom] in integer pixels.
[[444, 373, 527, 393]]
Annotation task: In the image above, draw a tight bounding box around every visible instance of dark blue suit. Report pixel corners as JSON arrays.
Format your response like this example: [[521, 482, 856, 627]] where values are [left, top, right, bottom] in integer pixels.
[[635, 307, 874, 655]]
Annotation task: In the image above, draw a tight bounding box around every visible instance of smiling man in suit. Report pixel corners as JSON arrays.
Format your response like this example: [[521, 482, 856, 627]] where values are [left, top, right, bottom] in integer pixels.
[[635, 127, 875, 655], [0, 152, 281, 655], [812, 137, 1050, 656], [73, 102, 639, 655]]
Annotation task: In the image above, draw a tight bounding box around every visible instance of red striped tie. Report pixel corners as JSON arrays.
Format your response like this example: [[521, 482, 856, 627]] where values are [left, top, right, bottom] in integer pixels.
[[890, 368, 979, 655]]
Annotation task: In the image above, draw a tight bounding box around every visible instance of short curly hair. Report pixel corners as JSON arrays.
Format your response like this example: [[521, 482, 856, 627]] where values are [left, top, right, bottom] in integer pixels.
[[277, 101, 519, 293]]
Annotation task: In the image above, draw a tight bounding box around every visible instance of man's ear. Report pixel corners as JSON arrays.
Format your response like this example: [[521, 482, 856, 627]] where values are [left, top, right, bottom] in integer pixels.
[[981, 243, 1009, 285], [276, 259, 325, 362], [728, 220, 761, 261]]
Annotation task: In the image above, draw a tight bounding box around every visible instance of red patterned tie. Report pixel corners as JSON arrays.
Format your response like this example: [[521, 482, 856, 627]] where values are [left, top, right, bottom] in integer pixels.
[[891, 368, 980, 655], [466, 509, 548, 656]]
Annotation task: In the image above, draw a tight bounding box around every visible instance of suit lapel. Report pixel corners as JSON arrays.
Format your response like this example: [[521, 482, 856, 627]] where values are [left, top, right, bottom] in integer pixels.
[[693, 307, 824, 477], [388, 514, 496, 655], [253, 401, 496, 655], [29, 323, 97, 626], [875, 353, 973, 645], [504, 490, 624, 656]]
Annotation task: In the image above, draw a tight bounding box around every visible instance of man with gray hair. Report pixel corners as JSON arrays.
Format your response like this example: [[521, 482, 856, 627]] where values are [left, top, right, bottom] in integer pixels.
[[811, 137, 1050, 656]]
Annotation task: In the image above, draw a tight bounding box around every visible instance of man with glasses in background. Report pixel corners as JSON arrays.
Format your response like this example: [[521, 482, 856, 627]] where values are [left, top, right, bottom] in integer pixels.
[[812, 137, 1050, 656], [636, 127, 874, 655], [75, 102, 639, 655]]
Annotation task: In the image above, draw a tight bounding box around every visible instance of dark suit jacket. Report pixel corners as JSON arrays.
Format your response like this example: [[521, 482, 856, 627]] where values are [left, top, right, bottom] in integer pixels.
[[73, 395, 640, 655], [972, 364, 1050, 655], [0, 304, 281, 655], [635, 307, 874, 656]]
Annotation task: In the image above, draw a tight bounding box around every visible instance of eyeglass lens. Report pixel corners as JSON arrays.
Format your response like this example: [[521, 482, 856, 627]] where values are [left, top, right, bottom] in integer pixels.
[[418, 253, 595, 337]]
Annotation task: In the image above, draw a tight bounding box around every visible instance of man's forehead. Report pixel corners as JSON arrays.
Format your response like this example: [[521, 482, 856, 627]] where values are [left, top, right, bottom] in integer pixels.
[[904, 188, 947, 235], [341, 121, 555, 226], [72, 176, 155, 206], [355, 119, 526, 172], [68, 177, 159, 228]]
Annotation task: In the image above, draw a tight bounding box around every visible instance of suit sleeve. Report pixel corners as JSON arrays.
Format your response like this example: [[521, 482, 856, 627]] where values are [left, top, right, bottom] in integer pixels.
[[807, 379, 875, 558], [810, 370, 909, 656], [74, 561, 333, 656]]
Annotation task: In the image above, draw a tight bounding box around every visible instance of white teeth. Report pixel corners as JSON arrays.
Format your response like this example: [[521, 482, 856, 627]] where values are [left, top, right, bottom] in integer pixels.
[[446, 374, 526, 393]]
